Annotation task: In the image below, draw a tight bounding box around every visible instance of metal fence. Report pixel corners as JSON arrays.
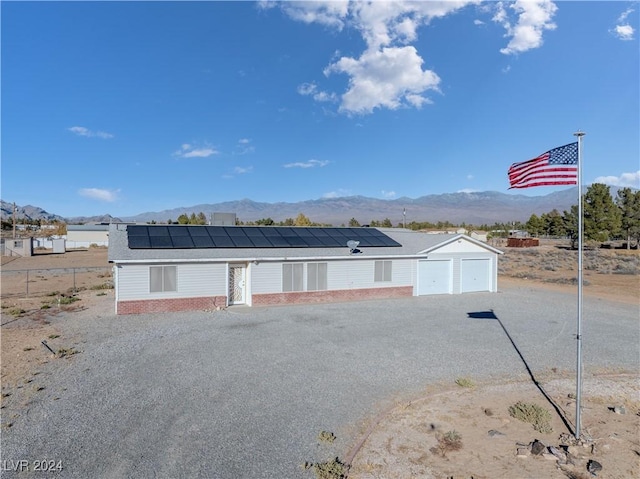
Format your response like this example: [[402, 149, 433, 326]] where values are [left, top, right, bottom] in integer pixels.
[[1, 267, 113, 298]]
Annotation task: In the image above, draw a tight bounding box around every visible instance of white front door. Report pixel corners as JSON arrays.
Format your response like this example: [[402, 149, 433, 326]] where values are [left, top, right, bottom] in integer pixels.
[[228, 264, 246, 305]]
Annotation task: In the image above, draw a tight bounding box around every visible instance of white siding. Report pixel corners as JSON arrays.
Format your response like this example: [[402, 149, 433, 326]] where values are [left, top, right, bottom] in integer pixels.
[[250, 263, 282, 294], [116, 263, 227, 301], [329, 258, 412, 290], [249, 258, 412, 294]]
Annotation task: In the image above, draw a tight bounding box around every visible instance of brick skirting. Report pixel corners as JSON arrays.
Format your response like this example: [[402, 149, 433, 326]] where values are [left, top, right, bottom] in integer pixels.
[[117, 296, 227, 315], [252, 286, 413, 306]]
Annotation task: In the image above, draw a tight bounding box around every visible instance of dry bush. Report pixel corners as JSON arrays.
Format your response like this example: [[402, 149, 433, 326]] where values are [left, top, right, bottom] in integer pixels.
[[430, 430, 463, 457], [508, 401, 552, 434]]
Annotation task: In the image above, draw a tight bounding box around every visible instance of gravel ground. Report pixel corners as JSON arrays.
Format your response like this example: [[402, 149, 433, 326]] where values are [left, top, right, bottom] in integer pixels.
[[1, 286, 638, 478]]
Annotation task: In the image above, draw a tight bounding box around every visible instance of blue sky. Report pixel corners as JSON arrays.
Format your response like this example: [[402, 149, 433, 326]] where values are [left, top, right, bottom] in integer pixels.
[[2, 1, 638, 218]]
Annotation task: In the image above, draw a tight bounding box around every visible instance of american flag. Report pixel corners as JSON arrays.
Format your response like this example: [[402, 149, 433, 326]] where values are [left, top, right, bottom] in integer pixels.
[[508, 142, 578, 189]]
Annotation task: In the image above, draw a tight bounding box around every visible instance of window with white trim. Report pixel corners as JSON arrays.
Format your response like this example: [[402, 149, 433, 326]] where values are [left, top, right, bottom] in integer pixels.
[[282, 263, 303, 292], [374, 260, 392, 282], [307, 262, 327, 291], [150, 266, 177, 292]]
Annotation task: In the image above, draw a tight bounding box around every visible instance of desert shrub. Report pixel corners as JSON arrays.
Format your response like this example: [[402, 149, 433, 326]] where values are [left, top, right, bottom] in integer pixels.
[[508, 401, 552, 433], [89, 282, 113, 290], [430, 430, 463, 457]]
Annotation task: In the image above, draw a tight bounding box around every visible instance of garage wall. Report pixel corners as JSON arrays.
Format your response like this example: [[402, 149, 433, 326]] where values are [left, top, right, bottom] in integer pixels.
[[116, 263, 227, 301], [418, 252, 497, 294]]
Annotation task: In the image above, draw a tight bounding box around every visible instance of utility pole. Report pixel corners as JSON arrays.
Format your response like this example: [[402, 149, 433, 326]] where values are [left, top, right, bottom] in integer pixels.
[[13, 202, 16, 239]]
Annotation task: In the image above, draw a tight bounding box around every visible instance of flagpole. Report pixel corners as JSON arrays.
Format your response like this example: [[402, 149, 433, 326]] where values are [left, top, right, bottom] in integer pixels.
[[574, 130, 585, 439]]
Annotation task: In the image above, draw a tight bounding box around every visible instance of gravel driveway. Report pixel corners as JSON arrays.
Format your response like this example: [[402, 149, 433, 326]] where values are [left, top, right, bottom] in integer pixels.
[[2, 285, 638, 478]]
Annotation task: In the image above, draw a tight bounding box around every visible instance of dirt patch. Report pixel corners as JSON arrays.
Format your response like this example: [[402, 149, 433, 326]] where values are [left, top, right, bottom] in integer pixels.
[[348, 373, 640, 479]]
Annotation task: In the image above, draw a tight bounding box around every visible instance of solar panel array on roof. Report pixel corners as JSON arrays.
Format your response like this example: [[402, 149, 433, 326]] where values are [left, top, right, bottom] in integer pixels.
[[127, 225, 401, 249]]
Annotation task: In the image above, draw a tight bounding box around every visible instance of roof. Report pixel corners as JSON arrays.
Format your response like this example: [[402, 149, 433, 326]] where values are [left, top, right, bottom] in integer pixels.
[[108, 224, 502, 263], [67, 224, 110, 231]]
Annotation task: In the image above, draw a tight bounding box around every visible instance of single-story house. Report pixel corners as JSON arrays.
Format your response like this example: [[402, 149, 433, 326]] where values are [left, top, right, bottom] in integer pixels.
[[108, 224, 503, 315]]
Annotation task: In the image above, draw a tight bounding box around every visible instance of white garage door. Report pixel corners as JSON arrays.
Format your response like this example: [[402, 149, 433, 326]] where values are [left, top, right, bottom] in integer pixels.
[[461, 259, 491, 292], [418, 260, 452, 295]]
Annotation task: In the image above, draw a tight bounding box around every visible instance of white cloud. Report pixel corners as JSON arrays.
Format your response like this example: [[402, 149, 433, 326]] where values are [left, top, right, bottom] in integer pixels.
[[613, 24, 635, 40], [282, 0, 475, 115], [611, 7, 635, 41], [68, 126, 114, 139], [325, 45, 440, 114], [297, 82, 337, 103], [457, 188, 479, 193], [235, 138, 255, 155], [78, 188, 119, 202], [279, 1, 349, 29], [474, 19, 485, 26], [381, 190, 396, 198], [493, 0, 558, 55], [173, 142, 218, 158], [466, 174, 474, 180], [234, 166, 253, 174], [593, 171, 640, 188], [322, 188, 351, 198], [283, 159, 330, 168]]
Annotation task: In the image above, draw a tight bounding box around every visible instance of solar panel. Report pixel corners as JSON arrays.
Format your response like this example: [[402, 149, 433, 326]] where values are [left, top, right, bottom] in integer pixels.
[[126, 225, 401, 249], [128, 235, 151, 248], [192, 236, 215, 248], [150, 236, 173, 248]]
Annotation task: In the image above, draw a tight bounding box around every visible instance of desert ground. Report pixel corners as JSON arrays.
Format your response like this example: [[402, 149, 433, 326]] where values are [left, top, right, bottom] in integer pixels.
[[1, 241, 638, 479]]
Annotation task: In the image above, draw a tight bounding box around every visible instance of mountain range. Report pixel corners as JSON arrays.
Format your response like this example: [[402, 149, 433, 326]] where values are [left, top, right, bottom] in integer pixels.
[[1, 188, 604, 226]]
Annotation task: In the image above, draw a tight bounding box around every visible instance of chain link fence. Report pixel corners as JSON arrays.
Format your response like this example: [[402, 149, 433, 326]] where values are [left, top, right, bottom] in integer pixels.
[[1, 267, 113, 299]]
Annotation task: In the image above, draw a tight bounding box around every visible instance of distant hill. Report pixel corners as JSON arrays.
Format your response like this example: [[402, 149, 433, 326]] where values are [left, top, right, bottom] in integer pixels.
[[2, 187, 630, 226], [0, 200, 65, 223], [119, 188, 584, 225]]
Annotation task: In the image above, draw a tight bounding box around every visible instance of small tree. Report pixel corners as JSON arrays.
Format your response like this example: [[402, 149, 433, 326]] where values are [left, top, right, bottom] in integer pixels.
[[348, 217, 360, 227], [294, 213, 312, 226], [617, 187, 640, 249], [583, 183, 621, 242], [562, 205, 579, 249], [525, 213, 544, 237]]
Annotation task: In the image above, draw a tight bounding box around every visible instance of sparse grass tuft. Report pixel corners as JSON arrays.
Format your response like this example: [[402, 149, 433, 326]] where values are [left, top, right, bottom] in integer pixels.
[[508, 401, 553, 433], [318, 431, 337, 443], [56, 347, 79, 358], [58, 296, 80, 305], [8, 308, 25, 317], [455, 377, 475, 388], [48, 334, 60, 339], [303, 457, 349, 479]]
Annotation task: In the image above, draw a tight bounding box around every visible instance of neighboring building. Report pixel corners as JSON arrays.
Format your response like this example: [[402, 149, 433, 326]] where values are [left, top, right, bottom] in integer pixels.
[[1, 238, 33, 257], [108, 224, 503, 315], [66, 223, 110, 248], [470, 231, 489, 242]]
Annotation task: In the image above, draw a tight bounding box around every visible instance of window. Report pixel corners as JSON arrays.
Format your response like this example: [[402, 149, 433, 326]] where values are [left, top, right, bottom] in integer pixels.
[[374, 260, 392, 282], [150, 266, 177, 292], [307, 262, 327, 291], [283, 263, 303, 292]]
